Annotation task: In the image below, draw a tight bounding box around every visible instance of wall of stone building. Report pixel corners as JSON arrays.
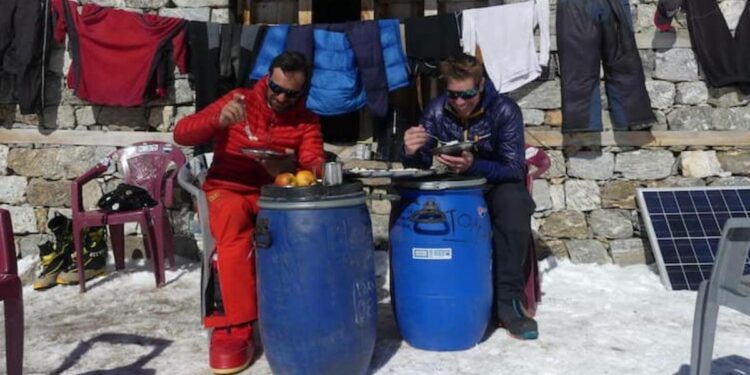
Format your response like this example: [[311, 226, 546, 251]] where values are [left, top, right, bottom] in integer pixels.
[[1, 0, 750, 273]]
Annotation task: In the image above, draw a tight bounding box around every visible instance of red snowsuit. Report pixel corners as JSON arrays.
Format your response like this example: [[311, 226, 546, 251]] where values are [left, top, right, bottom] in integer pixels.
[[174, 77, 325, 327]]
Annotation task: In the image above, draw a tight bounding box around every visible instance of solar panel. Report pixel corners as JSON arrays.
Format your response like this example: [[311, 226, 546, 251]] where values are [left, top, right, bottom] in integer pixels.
[[636, 186, 750, 291]]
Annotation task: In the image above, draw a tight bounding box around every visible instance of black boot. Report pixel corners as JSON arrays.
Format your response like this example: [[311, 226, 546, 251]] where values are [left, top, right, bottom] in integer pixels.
[[33, 213, 74, 290], [497, 299, 538, 340], [56, 226, 108, 285]]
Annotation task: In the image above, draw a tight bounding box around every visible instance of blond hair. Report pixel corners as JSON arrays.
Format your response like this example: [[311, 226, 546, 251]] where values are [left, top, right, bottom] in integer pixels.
[[439, 54, 484, 84]]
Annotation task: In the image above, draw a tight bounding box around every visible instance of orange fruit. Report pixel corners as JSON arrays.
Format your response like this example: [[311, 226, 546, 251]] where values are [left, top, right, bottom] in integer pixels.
[[274, 172, 297, 187], [295, 170, 316, 187]]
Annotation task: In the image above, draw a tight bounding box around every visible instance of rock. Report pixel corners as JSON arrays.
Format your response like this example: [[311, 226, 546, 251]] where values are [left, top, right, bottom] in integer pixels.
[[540, 210, 589, 239], [532, 179, 552, 211], [566, 239, 611, 265], [175, 106, 195, 123], [75, 106, 98, 127], [509, 80, 561, 109], [565, 180, 601, 211], [636, 4, 656, 33], [717, 150, 750, 176], [707, 86, 749, 108], [522, 109, 545, 126], [211, 8, 231, 23], [371, 214, 389, 247], [159, 7, 211, 21], [567, 151, 614, 180], [653, 49, 700, 82], [42, 105, 76, 129], [174, 79, 193, 105], [680, 150, 723, 178], [544, 109, 563, 127], [590, 209, 633, 239], [148, 106, 175, 132], [123, 0, 168, 7], [726, 108, 750, 130], [601, 180, 642, 209], [675, 82, 708, 105], [536, 238, 568, 259], [720, 0, 746, 32], [16, 234, 50, 259], [172, 0, 229, 6], [26, 179, 70, 207], [97, 107, 147, 131], [8, 147, 100, 180], [0, 145, 8, 175], [615, 150, 675, 179], [667, 106, 713, 130], [610, 238, 651, 266], [648, 176, 706, 188], [708, 176, 750, 186], [639, 50, 656, 78], [1, 205, 37, 234], [550, 184, 565, 211], [541, 150, 565, 178], [0, 176, 27, 204], [645, 80, 675, 109]]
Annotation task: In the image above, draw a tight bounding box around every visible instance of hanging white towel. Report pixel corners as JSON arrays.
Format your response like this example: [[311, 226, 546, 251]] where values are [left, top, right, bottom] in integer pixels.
[[462, 0, 550, 93]]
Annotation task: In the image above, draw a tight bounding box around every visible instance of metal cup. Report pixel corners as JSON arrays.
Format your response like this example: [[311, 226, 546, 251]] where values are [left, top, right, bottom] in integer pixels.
[[323, 162, 343, 186]]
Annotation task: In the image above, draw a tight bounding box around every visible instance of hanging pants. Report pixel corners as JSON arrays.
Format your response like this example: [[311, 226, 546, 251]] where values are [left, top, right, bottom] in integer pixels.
[[684, 0, 750, 92], [557, 0, 655, 132], [204, 189, 259, 328]]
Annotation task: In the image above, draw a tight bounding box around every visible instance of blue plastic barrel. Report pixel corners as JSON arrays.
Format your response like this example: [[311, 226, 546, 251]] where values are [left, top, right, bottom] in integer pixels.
[[389, 176, 492, 351], [255, 182, 377, 375]]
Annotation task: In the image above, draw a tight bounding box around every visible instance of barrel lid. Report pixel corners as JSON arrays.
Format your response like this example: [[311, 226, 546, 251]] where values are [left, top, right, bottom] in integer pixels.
[[260, 181, 364, 202], [393, 175, 487, 190]]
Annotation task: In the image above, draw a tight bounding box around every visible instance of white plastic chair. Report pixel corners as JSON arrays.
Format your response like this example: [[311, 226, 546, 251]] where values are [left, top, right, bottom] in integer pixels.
[[690, 217, 750, 375], [177, 152, 214, 317]]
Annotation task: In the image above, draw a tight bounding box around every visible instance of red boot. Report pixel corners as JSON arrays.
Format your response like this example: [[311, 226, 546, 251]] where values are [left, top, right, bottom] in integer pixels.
[[209, 323, 255, 374]]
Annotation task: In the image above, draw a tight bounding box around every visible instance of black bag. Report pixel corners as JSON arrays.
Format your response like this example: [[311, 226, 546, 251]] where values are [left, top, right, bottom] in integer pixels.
[[97, 183, 158, 213]]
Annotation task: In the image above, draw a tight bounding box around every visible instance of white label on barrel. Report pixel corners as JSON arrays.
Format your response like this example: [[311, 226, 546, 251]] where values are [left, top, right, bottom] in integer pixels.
[[412, 248, 452, 260]]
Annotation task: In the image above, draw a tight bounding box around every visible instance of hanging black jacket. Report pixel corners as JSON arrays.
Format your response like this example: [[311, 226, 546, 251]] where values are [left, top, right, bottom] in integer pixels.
[[0, 0, 46, 114]]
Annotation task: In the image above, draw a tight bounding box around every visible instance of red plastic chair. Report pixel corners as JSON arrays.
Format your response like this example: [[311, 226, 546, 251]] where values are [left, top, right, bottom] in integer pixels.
[[0, 209, 23, 375], [71, 142, 186, 292], [523, 145, 551, 317]]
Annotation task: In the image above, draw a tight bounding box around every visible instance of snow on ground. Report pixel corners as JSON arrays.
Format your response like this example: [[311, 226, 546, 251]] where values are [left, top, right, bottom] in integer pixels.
[[3, 256, 750, 374]]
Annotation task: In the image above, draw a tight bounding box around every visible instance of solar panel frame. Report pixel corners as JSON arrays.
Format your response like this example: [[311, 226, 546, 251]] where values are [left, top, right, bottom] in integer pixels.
[[636, 186, 750, 291]]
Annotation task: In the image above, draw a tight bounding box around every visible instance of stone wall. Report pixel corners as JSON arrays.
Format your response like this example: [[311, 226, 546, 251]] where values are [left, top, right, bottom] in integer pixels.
[[1, 0, 750, 268]]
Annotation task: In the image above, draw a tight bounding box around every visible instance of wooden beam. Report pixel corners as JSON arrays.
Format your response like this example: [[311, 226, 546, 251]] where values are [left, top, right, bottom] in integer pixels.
[[0, 129, 174, 147], [298, 0, 312, 24], [1, 129, 748, 148], [361, 0, 374, 20], [524, 130, 750, 148], [424, 0, 437, 16]]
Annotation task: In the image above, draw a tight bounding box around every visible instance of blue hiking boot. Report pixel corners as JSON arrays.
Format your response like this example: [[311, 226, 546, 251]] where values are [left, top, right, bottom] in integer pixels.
[[497, 299, 538, 340]]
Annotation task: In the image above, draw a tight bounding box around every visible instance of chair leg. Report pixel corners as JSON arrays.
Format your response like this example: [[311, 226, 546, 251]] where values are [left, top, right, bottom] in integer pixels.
[[153, 207, 176, 269], [690, 281, 719, 375], [5, 290, 23, 375], [141, 217, 164, 287], [72, 223, 87, 293], [109, 224, 126, 270]]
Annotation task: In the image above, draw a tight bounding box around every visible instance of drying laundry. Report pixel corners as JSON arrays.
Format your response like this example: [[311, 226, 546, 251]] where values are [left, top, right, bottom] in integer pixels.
[[51, 0, 187, 106], [462, 1, 550, 93]]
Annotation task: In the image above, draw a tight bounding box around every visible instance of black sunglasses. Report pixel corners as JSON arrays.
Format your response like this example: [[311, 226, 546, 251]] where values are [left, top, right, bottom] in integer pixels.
[[268, 79, 302, 98], [446, 87, 480, 100]]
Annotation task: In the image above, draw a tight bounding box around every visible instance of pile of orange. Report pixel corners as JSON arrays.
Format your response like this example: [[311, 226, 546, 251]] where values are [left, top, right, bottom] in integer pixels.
[[274, 170, 317, 187]]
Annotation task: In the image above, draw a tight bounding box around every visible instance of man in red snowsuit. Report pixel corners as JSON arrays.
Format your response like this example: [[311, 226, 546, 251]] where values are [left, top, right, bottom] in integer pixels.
[[174, 52, 325, 374]]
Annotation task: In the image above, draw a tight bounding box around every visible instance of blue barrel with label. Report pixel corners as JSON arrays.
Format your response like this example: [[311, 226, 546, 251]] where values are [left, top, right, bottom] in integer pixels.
[[389, 176, 492, 351], [255, 182, 377, 375]]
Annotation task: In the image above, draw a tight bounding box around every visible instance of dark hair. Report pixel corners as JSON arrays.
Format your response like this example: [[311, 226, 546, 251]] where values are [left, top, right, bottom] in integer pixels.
[[440, 54, 484, 84], [268, 51, 312, 82]]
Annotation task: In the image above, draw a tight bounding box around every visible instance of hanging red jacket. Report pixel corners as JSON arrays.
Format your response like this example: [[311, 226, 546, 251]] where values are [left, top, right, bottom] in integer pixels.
[[174, 76, 325, 194], [51, 0, 187, 106]]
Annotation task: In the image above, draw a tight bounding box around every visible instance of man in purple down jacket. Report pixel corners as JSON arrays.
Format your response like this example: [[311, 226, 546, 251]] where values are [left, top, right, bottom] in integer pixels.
[[402, 54, 538, 340]]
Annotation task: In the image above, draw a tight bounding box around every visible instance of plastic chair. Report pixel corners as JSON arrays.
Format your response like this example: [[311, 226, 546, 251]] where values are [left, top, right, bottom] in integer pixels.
[[690, 218, 750, 375], [71, 142, 186, 292], [176, 152, 214, 317], [0, 209, 23, 375], [523, 145, 551, 317]]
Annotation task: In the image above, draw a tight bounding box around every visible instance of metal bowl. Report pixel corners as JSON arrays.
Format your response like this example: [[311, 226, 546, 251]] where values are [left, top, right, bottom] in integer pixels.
[[432, 141, 475, 156]]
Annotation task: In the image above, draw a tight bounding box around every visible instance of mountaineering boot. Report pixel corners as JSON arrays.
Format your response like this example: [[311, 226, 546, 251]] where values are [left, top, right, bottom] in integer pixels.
[[497, 298, 539, 340], [33, 214, 74, 290], [56, 226, 108, 285], [32, 241, 68, 290], [209, 323, 255, 374]]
